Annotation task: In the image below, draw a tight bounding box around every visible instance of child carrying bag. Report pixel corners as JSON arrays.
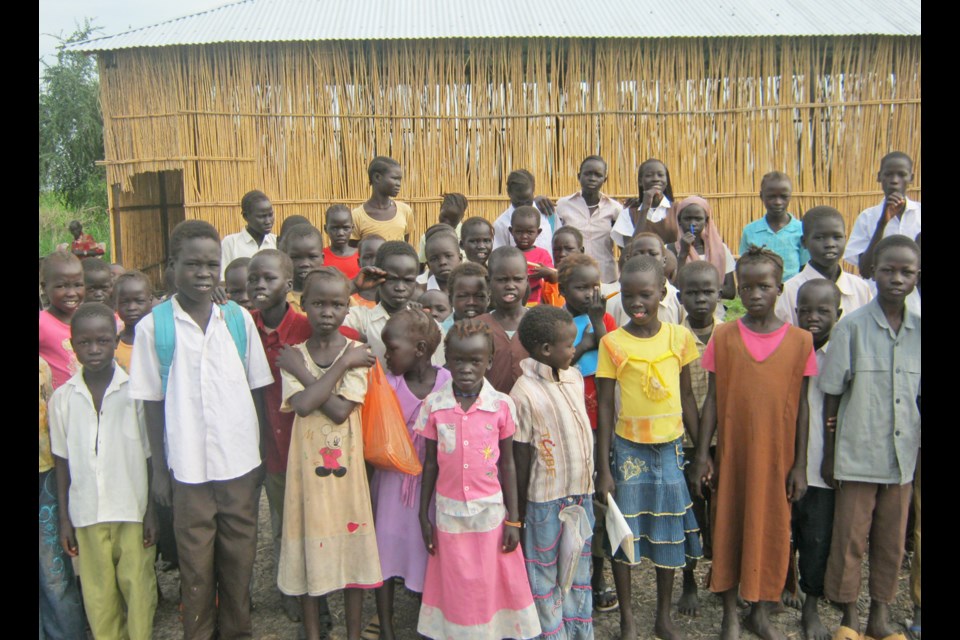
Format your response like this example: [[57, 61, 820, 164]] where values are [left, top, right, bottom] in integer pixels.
[[361, 360, 422, 475]]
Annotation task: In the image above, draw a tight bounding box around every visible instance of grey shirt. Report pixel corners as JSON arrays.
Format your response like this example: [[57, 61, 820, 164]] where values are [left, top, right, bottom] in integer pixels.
[[818, 298, 920, 484]]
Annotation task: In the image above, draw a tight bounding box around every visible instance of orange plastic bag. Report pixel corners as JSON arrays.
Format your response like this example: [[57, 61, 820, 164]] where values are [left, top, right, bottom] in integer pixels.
[[361, 360, 422, 475]]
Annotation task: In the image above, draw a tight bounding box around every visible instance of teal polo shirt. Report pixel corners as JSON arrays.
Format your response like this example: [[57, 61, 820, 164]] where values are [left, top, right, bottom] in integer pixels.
[[738, 214, 809, 281]]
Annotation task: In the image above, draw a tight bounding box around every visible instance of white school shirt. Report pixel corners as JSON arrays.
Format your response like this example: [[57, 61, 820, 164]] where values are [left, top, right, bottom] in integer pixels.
[[556, 191, 623, 283], [843, 198, 921, 268], [49, 366, 151, 528], [492, 205, 554, 254], [805, 345, 831, 490], [128, 297, 273, 484], [600, 281, 686, 327], [610, 196, 673, 248], [220, 229, 278, 280], [775, 263, 875, 326]]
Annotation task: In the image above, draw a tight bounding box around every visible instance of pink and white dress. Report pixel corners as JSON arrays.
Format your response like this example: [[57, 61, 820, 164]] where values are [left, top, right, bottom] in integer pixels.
[[413, 380, 541, 640]]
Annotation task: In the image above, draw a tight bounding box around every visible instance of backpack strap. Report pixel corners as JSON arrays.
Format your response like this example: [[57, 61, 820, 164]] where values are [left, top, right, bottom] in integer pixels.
[[153, 299, 176, 396], [220, 300, 248, 371], [152, 299, 248, 396]]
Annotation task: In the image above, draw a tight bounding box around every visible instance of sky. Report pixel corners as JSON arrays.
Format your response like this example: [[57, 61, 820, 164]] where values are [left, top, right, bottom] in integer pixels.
[[39, 0, 228, 74]]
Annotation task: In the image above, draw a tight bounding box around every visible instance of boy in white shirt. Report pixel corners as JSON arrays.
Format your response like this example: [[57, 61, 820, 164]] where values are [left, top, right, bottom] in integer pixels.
[[51, 302, 157, 640], [130, 220, 274, 640]]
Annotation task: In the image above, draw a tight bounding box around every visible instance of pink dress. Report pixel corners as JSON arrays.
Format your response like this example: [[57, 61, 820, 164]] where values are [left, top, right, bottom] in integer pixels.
[[413, 380, 541, 640], [370, 367, 451, 592], [39, 309, 79, 389]]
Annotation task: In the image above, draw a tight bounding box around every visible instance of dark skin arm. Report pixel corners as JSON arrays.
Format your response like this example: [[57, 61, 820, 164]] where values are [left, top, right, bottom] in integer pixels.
[[573, 289, 610, 365], [54, 456, 78, 557], [277, 343, 375, 423], [821, 393, 842, 488], [143, 462, 157, 548], [420, 439, 439, 555], [679, 364, 700, 458], [858, 193, 906, 279], [786, 378, 809, 502], [513, 441, 535, 525], [594, 377, 617, 504], [498, 435, 521, 552], [687, 372, 717, 498], [144, 400, 173, 507]]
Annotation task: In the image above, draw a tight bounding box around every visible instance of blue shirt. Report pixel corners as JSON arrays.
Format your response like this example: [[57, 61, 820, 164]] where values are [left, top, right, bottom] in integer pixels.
[[739, 214, 809, 282]]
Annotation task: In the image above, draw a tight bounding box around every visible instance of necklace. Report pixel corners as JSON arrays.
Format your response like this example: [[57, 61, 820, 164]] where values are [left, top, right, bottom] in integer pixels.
[[453, 389, 480, 398]]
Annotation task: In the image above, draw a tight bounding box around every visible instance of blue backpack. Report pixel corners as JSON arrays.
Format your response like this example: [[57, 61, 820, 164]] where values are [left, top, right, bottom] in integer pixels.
[[153, 299, 248, 395]]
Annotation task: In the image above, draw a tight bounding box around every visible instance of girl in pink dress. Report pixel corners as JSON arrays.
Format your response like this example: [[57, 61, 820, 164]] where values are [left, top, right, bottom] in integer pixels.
[[371, 309, 451, 639], [414, 319, 541, 640]]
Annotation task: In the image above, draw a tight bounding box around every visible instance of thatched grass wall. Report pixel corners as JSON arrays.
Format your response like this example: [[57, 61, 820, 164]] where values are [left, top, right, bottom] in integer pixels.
[[98, 36, 920, 269]]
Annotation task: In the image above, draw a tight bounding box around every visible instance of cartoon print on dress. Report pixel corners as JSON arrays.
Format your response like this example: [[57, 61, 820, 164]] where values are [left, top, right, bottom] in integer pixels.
[[621, 456, 649, 481], [315, 424, 348, 478], [437, 423, 457, 454]]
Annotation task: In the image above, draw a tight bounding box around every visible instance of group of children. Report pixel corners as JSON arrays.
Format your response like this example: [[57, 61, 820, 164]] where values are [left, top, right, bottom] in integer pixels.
[[38, 151, 920, 640]]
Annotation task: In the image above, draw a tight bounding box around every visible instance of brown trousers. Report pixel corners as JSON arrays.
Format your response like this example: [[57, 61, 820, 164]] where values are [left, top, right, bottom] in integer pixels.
[[172, 467, 262, 640], [824, 480, 912, 604]]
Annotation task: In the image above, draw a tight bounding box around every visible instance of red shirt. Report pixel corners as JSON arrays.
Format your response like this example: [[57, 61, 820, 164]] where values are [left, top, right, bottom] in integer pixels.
[[71, 234, 104, 257], [323, 247, 360, 280]]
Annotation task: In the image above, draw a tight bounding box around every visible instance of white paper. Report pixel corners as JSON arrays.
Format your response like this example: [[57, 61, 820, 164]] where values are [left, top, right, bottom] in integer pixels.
[[605, 493, 635, 563], [556, 505, 593, 595]]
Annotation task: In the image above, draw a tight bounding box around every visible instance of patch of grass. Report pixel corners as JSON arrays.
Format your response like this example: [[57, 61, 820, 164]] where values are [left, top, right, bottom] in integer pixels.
[[724, 296, 746, 322], [39, 192, 110, 258]]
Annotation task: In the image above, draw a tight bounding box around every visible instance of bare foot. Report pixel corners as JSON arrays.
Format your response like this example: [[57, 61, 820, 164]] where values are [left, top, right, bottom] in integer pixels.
[[801, 596, 831, 640], [864, 600, 900, 640], [744, 603, 788, 640], [678, 573, 699, 616], [619, 619, 638, 640], [719, 611, 741, 640], [655, 614, 686, 640], [781, 588, 802, 610]]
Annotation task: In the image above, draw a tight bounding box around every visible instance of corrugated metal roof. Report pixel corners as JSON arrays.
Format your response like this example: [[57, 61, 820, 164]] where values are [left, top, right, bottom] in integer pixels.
[[66, 0, 921, 52]]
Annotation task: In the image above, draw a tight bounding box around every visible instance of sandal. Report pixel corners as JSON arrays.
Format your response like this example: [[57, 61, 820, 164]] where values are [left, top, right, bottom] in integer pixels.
[[593, 587, 619, 612]]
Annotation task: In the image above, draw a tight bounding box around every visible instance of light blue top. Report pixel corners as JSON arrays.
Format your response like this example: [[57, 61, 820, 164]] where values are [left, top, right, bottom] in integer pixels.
[[739, 214, 809, 282]]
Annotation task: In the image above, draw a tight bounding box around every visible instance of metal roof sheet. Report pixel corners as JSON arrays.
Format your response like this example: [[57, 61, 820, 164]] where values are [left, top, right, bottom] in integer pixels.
[[66, 0, 921, 52]]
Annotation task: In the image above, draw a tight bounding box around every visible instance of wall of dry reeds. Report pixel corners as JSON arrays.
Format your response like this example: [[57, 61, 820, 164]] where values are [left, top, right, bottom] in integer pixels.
[[98, 36, 920, 269]]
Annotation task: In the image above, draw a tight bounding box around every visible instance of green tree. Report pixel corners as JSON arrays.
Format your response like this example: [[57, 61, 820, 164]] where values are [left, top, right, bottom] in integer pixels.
[[39, 20, 107, 210]]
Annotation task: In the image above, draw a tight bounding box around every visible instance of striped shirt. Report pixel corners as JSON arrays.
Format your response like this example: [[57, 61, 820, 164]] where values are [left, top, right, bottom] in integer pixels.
[[510, 358, 595, 503]]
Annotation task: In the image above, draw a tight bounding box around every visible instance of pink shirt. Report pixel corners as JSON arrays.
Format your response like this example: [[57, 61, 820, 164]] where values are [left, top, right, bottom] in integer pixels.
[[521, 246, 553, 305], [702, 319, 817, 376], [414, 379, 517, 505], [39, 309, 79, 389]]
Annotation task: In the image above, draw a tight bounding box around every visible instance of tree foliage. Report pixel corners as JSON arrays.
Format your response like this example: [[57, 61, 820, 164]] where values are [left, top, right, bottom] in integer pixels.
[[39, 20, 107, 210]]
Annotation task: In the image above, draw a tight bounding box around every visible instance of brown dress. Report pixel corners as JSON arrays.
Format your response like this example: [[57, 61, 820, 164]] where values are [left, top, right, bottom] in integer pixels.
[[708, 321, 812, 602], [475, 313, 529, 394]]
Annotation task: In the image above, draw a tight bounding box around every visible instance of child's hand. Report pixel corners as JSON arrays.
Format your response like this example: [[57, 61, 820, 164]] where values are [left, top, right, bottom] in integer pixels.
[[679, 229, 696, 250], [786, 466, 807, 503], [578, 328, 597, 355], [341, 343, 375, 369], [883, 193, 906, 222], [420, 517, 436, 555], [354, 267, 387, 292], [152, 467, 174, 507], [534, 195, 556, 218], [594, 471, 616, 505], [277, 344, 305, 374], [642, 186, 663, 209], [587, 287, 606, 325], [820, 451, 837, 489], [59, 516, 78, 557], [143, 504, 158, 548], [686, 458, 714, 499], [502, 523, 520, 553], [212, 285, 228, 305]]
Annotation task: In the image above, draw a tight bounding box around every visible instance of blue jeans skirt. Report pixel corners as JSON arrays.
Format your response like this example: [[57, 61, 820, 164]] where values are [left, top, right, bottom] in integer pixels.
[[603, 435, 703, 569]]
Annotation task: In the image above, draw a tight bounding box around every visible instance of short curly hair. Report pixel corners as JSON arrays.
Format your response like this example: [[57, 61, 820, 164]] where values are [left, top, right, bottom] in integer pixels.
[[557, 253, 599, 287], [70, 302, 117, 333], [518, 305, 574, 354], [443, 317, 494, 356], [169, 220, 221, 260], [736, 245, 784, 282], [447, 262, 489, 297], [621, 254, 665, 286], [385, 307, 442, 358], [301, 266, 351, 301]]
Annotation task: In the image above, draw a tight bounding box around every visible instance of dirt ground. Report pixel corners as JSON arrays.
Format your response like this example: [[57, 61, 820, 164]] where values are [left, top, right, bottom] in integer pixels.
[[151, 493, 916, 639]]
